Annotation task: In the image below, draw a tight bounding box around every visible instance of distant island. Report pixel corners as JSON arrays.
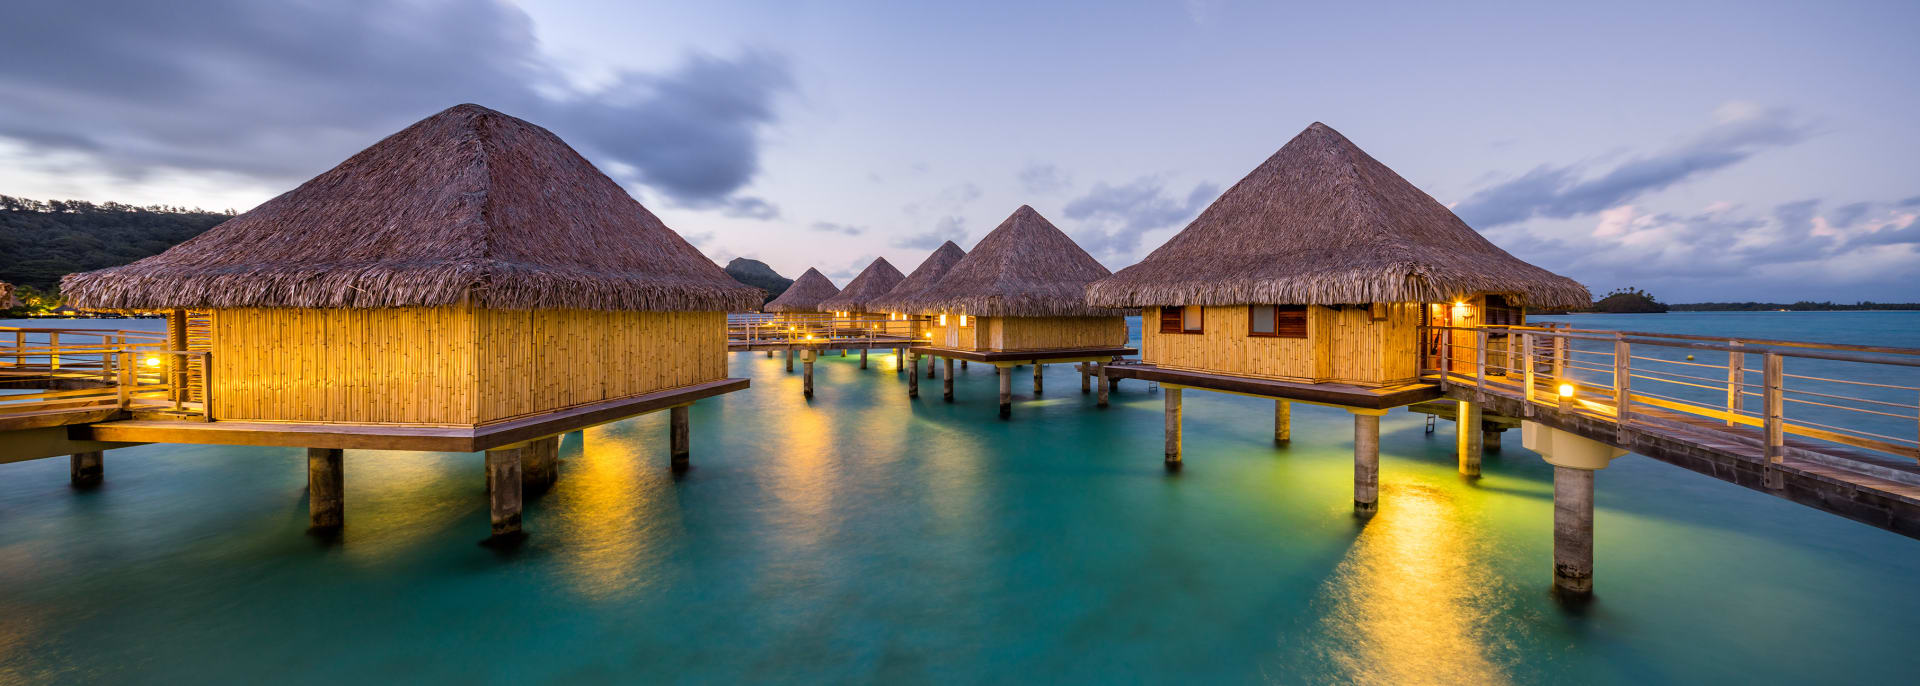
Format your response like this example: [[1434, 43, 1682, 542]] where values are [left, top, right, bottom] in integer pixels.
[[1, 195, 232, 315], [1537, 285, 1920, 314], [724, 257, 792, 304]]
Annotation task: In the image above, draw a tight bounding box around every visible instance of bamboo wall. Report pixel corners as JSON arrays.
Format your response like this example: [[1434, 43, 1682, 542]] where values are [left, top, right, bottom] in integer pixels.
[[1141, 304, 1422, 386], [209, 307, 726, 425], [986, 317, 1126, 351]]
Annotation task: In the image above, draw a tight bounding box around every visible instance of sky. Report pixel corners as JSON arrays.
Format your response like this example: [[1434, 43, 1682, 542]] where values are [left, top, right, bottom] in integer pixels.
[[2, 0, 1916, 303]]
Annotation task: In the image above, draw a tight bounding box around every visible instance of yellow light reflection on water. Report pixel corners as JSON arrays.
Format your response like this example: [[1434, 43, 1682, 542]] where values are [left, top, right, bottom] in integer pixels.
[[1310, 482, 1508, 684], [552, 425, 681, 600]]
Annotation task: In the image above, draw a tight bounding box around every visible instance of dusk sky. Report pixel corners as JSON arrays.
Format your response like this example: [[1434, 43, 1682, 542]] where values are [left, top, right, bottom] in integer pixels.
[[4, 0, 1916, 302]]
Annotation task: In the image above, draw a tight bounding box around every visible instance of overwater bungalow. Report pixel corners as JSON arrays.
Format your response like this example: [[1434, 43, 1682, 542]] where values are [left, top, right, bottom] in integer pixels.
[[905, 206, 1135, 417], [1086, 122, 1588, 509], [57, 103, 761, 539], [762, 267, 840, 316], [869, 240, 966, 328]]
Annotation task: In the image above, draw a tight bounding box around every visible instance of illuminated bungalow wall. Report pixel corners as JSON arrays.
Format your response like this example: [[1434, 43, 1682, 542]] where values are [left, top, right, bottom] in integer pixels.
[[930, 315, 1127, 352], [1140, 297, 1520, 387], [207, 306, 727, 426]]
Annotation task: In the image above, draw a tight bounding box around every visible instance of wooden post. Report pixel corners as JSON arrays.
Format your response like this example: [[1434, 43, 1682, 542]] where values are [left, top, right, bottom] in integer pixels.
[[943, 357, 955, 402], [998, 366, 1013, 419], [907, 353, 921, 398], [1474, 328, 1488, 401], [1613, 334, 1632, 427], [802, 350, 816, 399], [1032, 362, 1043, 395], [1553, 465, 1595, 595], [1726, 341, 1744, 426], [961, 360, 968, 370], [1763, 352, 1784, 489], [1552, 336, 1567, 382], [1164, 387, 1183, 468], [166, 309, 188, 402], [1274, 400, 1291, 445], [1437, 324, 1451, 390], [840, 348, 847, 357], [1522, 332, 1537, 417], [1096, 362, 1110, 408], [785, 347, 794, 372], [1080, 363, 1091, 393], [522, 435, 558, 490], [1457, 400, 1482, 477], [49, 331, 60, 371], [1353, 412, 1380, 516], [860, 347, 868, 369], [70, 451, 103, 489], [308, 448, 344, 530], [485, 445, 524, 539], [670, 405, 691, 471], [1484, 429, 1502, 451]]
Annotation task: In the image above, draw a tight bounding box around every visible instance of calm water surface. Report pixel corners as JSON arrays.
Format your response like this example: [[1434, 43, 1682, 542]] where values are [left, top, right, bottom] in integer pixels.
[[1, 313, 1917, 684]]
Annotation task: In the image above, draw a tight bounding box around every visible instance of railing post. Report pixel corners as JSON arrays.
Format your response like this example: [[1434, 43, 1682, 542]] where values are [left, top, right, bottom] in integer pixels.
[[117, 351, 132, 409], [1551, 335, 1567, 382], [1763, 352, 1784, 488], [1437, 326, 1452, 391], [49, 331, 60, 371], [1522, 332, 1537, 416], [1474, 328, 1488, 401], [1726, 341, 1744, 426], [1614, 334, 1631, 426]]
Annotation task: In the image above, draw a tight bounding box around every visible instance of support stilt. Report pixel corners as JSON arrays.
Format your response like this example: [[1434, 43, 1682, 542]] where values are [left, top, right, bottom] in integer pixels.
[[1164, 387, 1183, 469], [928, 355, 937, 378], [860, 348, 868, 369], [1080, 363, 1091, 394], [1553, 465, 1595, 595], [766, 350, 773, 358], [840, 348, 847, 357], [1457, 400, 1483, 477], [998, 366, 1013, 418], [308, 448, 344, 530], [1096, 362, 1110, 408], [802, 350, 816, 399], [522, 435, 558, 491], [485, 445, 524, 538], [70, 451, 103, 489], [943, 358, 955, 402], [1484, 429, 1502, 451], [785, 348, 794, 372], [1353, 413, 1380, 516], [1274, 400, 1291, 446], [670, 405, 691, 472], [961, 360, 968, 370], [1032, 363, 1043, 395], [908, 353, 921, 398]]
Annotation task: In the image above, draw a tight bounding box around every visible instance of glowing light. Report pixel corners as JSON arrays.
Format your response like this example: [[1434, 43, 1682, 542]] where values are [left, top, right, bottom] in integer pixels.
[[1558, 383, 1575, 398], [142, 356, 162, 368], [959, 315, 969, 327], [939, 314, 948, 326]]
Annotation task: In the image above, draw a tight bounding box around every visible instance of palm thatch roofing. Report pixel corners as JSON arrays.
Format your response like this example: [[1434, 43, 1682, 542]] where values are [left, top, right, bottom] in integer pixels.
[[1085, 123, 1589, 309], [762, 267, 839, 312], [61, 104, 761, 312], [866, 241, 966, 314], [902, 206, 1126, 317], [817, 257, 904, 313]]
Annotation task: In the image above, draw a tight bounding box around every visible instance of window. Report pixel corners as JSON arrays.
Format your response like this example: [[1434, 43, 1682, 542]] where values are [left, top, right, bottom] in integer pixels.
[[1484, 295, 1524, 326], [1160, 306, 1202, 334], [938, 313, 948, 326], [959, 314, 970, 327], [1249, 305, 1307, 338]]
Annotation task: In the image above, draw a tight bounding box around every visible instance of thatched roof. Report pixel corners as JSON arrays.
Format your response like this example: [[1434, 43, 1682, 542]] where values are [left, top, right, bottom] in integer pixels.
[[762, 267, 839, 312], [867, 241, 966, 313], [902, 206, 1125, 317], [1085, 123, 1590, 309], [817, 257, 904, 313], [61, 104, 761, 312]]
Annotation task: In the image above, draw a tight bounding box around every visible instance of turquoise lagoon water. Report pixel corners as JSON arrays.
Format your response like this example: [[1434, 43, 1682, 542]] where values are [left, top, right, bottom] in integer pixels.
[[0, 313, 1917, 684]]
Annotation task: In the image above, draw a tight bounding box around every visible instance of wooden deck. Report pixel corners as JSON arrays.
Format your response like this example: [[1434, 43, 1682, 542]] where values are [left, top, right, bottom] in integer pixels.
[[909, 345, 1136, 365], [1105, 363, 1439, 410]]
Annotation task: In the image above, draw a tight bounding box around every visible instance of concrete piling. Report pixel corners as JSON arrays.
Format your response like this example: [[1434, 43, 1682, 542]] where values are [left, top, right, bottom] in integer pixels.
[[1164, 387, 1183, 469], [522, 435, 558, 491], [70, 451, 103, 489], [943, 358, 955, 402], [1032, 363, 1043, 395], [998, 366, 1013, 418], [670, 405, 691, 472], [1457, 400, 1483, 477], [785, 348, 794, 372], [1484, 429, 1502, 451], [1096, 362, 1110, 408], [307, 448, 344, 530], [1553, 465, 1595, 595], [860, 348, 868, 369], [1353, 413, 1380, 516], [1080, 363, 1091, 393], [908, 353, 921, 398], [485, 445, 523, 538], [802, 350, 816, 399]]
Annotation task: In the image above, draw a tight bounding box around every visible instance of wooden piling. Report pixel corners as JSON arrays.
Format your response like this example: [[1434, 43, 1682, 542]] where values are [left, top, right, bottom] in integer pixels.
[[670, 405, 691, 471], [522, 435, 559, 490], [785, 347, 794, 372], [1096, 362, 1110, 408], [998, 366, 1013, 418], [908, 353, 921, 398], [943, 358, 955, 402], [961, 360, 968, 370], [485, 445, 524, 538], [1553, 465, 1595, 595], [802, 350, 816, 399], [1164, 387, 1183, 468], [1032, 363, 1043, 395], [1484, 429, 1502, 451], [1457, 400, 1483, 477], [860, 347, 868, 369], [1274, 400, 1291, 445], [1353, 413, 1380, 516], [840, 348, 847, 357], [928, 355, 937, 378], [70, 451, 103, 489], [308, 448, 344, 530], [1080, 363, 1091, 393]]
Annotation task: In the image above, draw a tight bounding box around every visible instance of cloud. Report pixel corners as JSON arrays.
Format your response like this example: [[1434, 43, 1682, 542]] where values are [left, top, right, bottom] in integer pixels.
[[1454, 104, 1812, 228], [810, 221, 864, 235], [1898, 196, 1920, 208], [710, 196, 779, 220], [0, 0, 791, 210], [1062, 176, 1218, 258], [1017, 163, 1072, 195], [1827, 202, 1872, 229], [894, 215, 970, 249]]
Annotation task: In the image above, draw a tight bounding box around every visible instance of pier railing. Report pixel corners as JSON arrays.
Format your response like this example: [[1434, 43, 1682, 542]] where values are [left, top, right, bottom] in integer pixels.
[[0, 326, 210, 420], [1422, 324, 1920, 464], [727, 313, 930, 346]]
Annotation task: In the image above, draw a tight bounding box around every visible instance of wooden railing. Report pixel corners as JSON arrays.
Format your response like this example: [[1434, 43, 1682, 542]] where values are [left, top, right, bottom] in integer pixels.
[[727, 313, 930, 346], [0, 326, 210, 420], [1423, 324, 1920, 465]]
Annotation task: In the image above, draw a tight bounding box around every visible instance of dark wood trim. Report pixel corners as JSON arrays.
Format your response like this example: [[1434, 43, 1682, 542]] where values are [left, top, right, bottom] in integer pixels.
[[1247, 305, 1306, 339], [909, 345, 1136, 363], [1103, 364, 1439, 410]]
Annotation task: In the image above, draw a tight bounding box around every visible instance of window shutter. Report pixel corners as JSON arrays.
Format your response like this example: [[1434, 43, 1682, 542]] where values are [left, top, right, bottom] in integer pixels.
[[1159, 307, 1183, 334]]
